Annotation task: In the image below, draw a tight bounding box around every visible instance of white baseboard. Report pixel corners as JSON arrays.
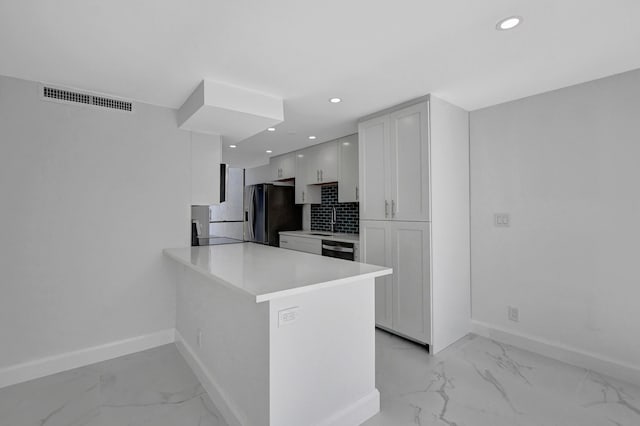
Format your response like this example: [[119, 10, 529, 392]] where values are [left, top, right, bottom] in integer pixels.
[[471, 320, 640, 386], [174, 331, 243, 426], [0, 328, 175, 390], [318, 389, 380, 426]]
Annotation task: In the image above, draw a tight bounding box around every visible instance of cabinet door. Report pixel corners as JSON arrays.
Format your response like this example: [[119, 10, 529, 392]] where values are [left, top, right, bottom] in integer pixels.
[[338, 134, 359, 203], [295, 151, 320, 204], [390, 221, 431, 344], [360, 220, 392, 329], [299, 145, 320, 185], [388, 102, 430, 221], [279, 234, 322, 254], [316, 141, 338, 183], [270, 155, 283, 181], [358, 116, 391, 220], [279, 153, 296, 179]]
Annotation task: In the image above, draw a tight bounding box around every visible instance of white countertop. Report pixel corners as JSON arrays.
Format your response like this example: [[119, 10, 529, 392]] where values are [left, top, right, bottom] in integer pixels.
[[279, 230, 359, 244], [163, 243, 391, 303]]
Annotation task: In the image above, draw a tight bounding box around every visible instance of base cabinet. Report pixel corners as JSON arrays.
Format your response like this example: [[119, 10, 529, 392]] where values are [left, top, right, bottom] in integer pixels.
[[279, 234, 322, 255], [360, 221, 392, 329], [361, 220, 431, 344]]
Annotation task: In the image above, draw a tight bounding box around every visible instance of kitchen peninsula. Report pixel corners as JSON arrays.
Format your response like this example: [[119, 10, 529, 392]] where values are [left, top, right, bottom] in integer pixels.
[[163, 243, 392, 426]]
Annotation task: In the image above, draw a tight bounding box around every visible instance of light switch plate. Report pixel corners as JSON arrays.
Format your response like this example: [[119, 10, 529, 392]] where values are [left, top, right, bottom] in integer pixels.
[[278, 306, 300, 327], [494, 213, 510, 227]]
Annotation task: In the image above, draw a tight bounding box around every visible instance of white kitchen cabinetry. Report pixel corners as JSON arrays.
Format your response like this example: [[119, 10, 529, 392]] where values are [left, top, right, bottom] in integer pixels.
[[306, 141, 338, 184], [359, 96, 470, 354], [358, 116, 388, 219], [338, 134, 359, 203], [279, 234, 322, 255], [191, 132, 222, 205], [245, 163, 271, 186], [291, 137, 351, 204], [361, 220, 430, 341], [360, 221, 392, 329], [295, 151, 321, 204], [271, 152, 296, 181], [358, 102, 429, 221]]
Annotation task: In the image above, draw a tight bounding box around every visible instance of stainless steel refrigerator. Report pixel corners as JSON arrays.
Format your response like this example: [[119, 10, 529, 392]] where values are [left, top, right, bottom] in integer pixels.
[[244, 184, 302, 246]]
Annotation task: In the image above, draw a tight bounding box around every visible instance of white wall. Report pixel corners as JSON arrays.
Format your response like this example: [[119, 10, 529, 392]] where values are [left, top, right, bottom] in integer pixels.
[[0, 75, 190, 371], [470, 69, 640, 372]]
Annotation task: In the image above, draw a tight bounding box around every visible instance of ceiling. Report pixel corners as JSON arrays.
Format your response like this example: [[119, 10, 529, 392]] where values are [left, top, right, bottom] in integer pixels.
[[2, 1, 640, 167]]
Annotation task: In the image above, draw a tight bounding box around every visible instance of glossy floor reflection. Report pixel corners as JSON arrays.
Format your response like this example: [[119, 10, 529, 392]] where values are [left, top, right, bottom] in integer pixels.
[[1, 331, 639, 425], [365, 330, 640, 426], [0, 344, 227, 426]]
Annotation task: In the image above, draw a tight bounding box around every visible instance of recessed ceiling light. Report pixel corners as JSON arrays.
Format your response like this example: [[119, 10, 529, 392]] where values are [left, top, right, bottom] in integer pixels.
[[267, 127, 276, 132], [308, 136, 316, 140], [329, 97, 342, 103], [229, 144, 237, 148], [297, 154, 304, 158], [496, 16, 522, 31], [266, 150, 273, 153]]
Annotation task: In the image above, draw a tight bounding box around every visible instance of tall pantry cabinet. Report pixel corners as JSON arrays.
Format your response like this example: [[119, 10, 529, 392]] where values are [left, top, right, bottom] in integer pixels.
[[359, 95, 470, 354]]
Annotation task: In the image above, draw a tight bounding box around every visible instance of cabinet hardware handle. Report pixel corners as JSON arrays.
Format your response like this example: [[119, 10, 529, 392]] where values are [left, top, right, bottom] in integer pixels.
[[385, 200, 389, 217], [320, 170, 323, 181], [302, 191, 305, 202], [391, 200, 395, 218], [355, 186, 359, 201]]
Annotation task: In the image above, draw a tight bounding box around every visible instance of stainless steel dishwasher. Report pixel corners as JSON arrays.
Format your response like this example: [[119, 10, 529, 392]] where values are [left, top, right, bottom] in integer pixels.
[[321, 240, 355, 261]]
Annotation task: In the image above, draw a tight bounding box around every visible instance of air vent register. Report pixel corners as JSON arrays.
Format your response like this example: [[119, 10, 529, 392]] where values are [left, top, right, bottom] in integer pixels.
[[42, 86, 133, 112]]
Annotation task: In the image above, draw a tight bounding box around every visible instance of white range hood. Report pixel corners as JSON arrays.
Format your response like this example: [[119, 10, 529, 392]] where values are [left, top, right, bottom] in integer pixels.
[[177, 80, 284, 143]]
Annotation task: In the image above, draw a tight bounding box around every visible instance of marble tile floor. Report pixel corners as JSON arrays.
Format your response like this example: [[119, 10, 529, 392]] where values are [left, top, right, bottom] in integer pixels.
[[364, 330, 640, 426], [0, 344, 227, 426], [1, 330, 639, 426]]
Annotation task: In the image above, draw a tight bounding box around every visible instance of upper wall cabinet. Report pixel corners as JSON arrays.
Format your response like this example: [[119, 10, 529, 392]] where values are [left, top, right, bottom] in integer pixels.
[[358, 102, 430, 221], [295, 151, 321, 204], [271, 152, 296, 181], [338, 134, 359, 203], [245, 163, 271, 186], [306, 141, 338, 184], [294, 140, 338, 204], [191, 132, 222, 205], [250, 135, 357, 204]]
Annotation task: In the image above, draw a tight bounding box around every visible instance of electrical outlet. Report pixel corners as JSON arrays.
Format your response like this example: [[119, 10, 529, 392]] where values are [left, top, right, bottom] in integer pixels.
[[278, 306, 300, 327], [494, 213, 510, 227], [197, 328, 203, 347], [508, 306, 519, 322]]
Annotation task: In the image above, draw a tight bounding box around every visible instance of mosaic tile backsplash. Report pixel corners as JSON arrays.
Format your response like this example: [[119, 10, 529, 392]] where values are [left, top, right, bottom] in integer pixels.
[[310, 184, 359, 234]]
